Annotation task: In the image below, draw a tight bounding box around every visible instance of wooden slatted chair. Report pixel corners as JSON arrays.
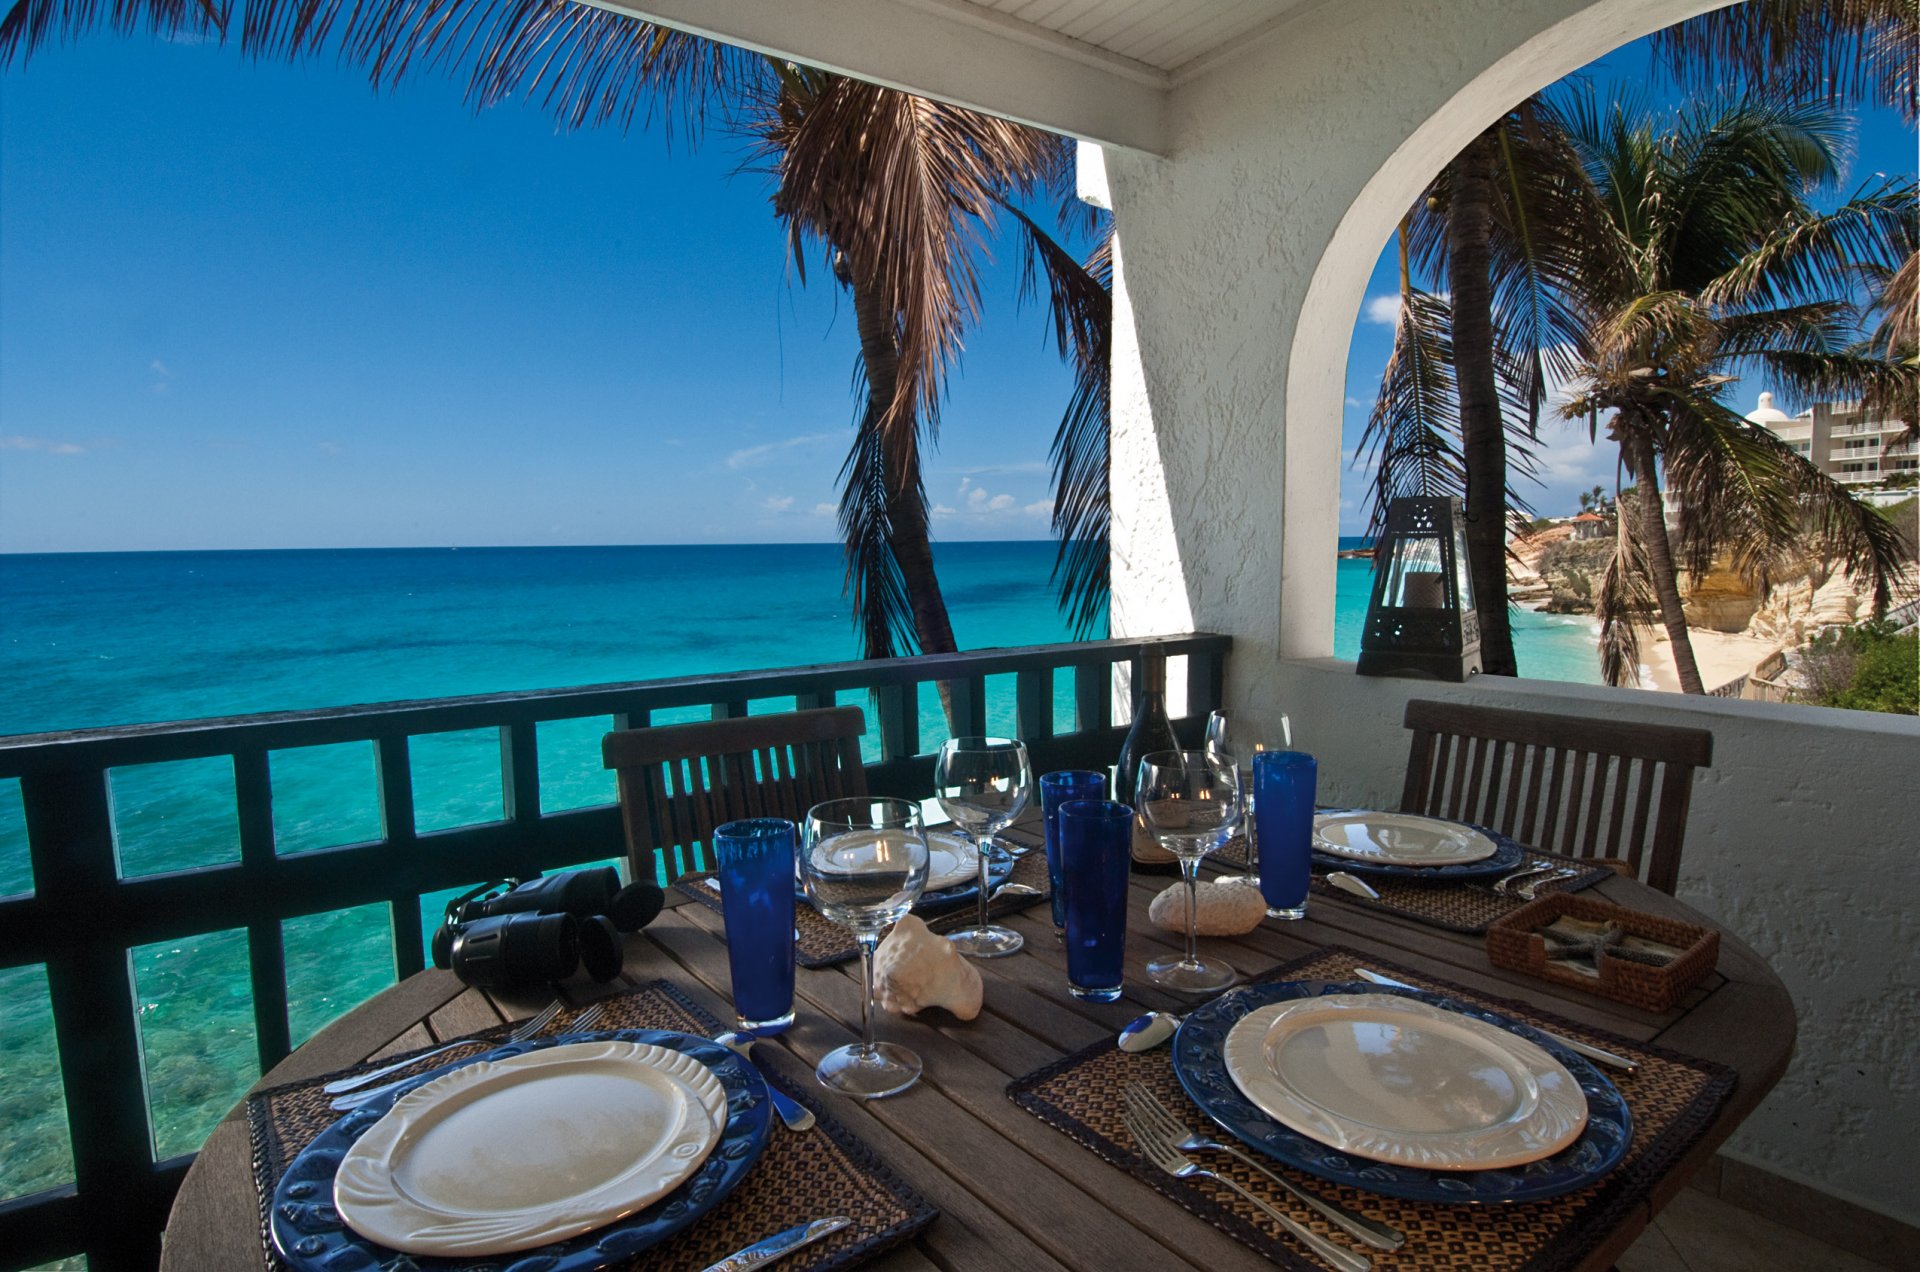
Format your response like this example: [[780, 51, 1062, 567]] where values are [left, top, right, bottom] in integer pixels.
[[1397, 699, 1713, 894], [601, 706, 869, 885]]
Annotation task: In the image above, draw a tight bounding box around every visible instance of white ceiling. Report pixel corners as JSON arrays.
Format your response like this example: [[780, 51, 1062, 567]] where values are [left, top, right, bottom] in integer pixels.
[[957, 0, 1314, 77], [608, 0, 1328, 153]]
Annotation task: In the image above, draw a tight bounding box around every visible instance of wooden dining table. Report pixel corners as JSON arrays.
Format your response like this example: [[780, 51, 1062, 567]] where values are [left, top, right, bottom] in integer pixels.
[[160, 830, 1793, 1272]]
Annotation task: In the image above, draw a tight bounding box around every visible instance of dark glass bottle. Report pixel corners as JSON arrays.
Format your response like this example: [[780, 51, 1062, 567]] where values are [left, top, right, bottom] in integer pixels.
[[1114, 649, 1181, 874]]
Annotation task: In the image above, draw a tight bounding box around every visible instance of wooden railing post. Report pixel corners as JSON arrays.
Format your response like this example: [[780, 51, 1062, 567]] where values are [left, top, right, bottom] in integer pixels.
[[22, 768, 164, 1272], [233, 749, 291, 1071]]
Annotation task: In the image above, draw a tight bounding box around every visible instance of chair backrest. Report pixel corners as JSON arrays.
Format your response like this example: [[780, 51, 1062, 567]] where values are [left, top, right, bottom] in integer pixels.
[[1398, 699, 1713, 894], [602, 707, 869, 885]]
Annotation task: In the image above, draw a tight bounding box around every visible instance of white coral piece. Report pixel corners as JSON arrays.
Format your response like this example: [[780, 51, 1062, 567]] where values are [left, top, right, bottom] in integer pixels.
[[873, 915, 983, 1020], [1149, 877, 1266, 936]]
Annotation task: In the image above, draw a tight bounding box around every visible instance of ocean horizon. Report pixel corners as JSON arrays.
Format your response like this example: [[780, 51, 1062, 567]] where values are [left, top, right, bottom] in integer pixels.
[[0, 539, 1604, 1200]]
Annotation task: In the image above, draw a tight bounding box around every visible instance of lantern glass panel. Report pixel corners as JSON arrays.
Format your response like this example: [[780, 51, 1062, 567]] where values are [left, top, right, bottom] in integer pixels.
[[1452, 522, 1476, 611], [1383, 536, 1447, 609]]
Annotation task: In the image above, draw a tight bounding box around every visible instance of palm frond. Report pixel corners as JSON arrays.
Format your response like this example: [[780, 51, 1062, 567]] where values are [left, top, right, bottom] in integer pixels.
[[1357, 284, 1464, 541], [0, 0, 219, 63], [836, 409, 916, 660], [1003, 203, 1111, 636], [1703, 178, 1918, 312], [1594, 499, 1659, 687], [1650, 0, 1919, 120]]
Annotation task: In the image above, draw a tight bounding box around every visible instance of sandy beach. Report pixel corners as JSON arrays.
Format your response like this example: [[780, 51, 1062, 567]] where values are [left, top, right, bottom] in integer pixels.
[[1631, 625, 1780, 693]]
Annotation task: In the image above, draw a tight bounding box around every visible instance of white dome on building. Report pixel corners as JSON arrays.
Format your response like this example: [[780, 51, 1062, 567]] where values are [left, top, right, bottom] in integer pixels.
[[1746, 392, 1792, 427]]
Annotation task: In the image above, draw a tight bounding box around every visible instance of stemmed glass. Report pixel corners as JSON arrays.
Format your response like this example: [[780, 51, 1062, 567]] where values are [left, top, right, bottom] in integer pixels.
[[801, 797, 931, 1098], [1137, 749, 1242, 993], [934, 736, 1032, 959], [1205, 710, 1260, 885]]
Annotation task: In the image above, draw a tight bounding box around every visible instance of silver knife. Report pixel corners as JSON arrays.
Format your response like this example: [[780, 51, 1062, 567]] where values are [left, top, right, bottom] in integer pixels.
[[1353, 968, 1640, 1074], [700, 1217, 852, 1272]]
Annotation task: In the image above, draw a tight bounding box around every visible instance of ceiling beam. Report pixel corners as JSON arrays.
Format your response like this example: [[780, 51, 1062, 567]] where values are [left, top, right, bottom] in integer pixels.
[[590, 0, 1170, 154]]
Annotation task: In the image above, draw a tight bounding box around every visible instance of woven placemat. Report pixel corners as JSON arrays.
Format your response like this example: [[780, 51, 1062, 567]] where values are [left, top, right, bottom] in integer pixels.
[[675, 833, 1052, 968], [1307, 850, 1616, 934], [246, 981, 937, 1272], [1008, 945, 1735, 1272]]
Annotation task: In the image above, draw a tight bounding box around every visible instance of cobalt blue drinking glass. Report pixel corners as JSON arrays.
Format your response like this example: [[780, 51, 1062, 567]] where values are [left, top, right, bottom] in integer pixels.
[[1252, 751, 1316, 920], [712, 818, 798, 1033], [1039, 770, 1107, 937], [1058, 799, 1133, 1002]]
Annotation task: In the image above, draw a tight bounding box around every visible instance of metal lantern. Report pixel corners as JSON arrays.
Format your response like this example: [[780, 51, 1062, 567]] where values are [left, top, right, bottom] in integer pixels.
[[1357, 496, 1482, 681]]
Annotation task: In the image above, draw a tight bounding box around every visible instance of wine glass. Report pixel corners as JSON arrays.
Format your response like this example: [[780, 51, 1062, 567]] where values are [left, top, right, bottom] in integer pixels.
[[1205, 710, 1262, 885], [1136, 750, 1242, 993], [934, 736, 1032, 959], [801, 797, 931, 1098]]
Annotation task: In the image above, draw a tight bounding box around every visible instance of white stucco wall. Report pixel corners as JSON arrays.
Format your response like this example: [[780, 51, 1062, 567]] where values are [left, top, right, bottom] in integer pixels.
[[1264, 661, 1920, 1225], [1093, 0, 1916, 1226]]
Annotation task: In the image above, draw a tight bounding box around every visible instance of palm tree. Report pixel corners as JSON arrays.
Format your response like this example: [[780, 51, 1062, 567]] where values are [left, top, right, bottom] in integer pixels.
[[0, 0, 1110, 667], [1361, 102, 1592, 674], [1553, 91, 1913, 691]]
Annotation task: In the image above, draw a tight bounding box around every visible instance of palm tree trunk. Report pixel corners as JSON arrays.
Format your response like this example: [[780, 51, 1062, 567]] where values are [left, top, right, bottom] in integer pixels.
[[848, 272, 959, 661], [1624, 425, 1706, 694], [1447, 129, 1518, 677]]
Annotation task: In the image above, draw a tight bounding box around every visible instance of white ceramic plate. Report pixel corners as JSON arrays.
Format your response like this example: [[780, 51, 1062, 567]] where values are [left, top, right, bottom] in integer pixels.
[[333, 1040, 727, 1256], [1312, 811, 1498, 866], [923, 830, 981, 891], [1222, 993, 1589, 1170]]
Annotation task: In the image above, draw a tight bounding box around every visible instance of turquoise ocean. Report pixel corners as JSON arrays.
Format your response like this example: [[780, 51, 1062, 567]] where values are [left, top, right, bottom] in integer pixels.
[[0, 539, 1602, 1200]]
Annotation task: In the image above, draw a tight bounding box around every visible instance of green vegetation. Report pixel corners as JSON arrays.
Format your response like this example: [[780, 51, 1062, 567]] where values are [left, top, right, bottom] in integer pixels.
[[1799, 620, 1920, 714]]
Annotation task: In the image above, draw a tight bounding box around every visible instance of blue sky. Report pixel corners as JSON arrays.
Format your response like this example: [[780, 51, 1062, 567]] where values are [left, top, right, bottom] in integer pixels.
[[2, 28, 1912, 552]]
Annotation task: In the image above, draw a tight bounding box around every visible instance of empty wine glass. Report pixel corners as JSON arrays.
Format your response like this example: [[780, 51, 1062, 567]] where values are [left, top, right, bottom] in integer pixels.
[[1136, 750, 1242, 994], [801, 797, 931, 1098], [1205, 710, 1263, 884], [934, 736, 1032, 959]]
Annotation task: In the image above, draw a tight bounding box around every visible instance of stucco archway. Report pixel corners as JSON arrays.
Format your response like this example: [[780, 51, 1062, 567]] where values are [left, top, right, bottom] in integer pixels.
[[1098, 0, 1739, 708]]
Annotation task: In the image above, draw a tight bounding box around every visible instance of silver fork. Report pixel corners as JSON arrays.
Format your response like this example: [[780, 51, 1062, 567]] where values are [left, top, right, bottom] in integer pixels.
[[1124, 1109, 1371, 1272], [564, 1001, 608, 1033], [1123, 1086, 1403, 1251], [1493, 862, 1554, 895], [322, 999, 562, 1095], [331, 999, 568, 1110]]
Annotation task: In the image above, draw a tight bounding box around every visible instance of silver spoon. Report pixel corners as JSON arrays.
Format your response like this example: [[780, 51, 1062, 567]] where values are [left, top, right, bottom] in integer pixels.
[[1117, 1010, 1184, 1052]]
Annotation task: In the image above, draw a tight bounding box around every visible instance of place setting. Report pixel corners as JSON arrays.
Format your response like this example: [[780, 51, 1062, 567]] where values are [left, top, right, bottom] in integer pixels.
[[1010, 943, 1738, 1271], [249, 811, 950, 1272], [1305, 808, 1619, 934]]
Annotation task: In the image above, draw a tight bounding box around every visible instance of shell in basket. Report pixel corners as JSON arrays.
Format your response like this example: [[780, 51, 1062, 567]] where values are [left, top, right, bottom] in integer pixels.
[[874, 915, 983, 1019]]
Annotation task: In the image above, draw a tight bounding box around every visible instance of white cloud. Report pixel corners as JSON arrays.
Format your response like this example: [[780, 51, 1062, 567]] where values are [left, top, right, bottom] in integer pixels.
[[965, 486, 990, 510], [1362, 295, 1401, 326], [1345, 396, 1369, 409], [931, 504, 957, 516], [725, 432, 835, 470], [1, 435, 86, 455], [954, 461, 1049, 477], [987, 493, 1015, 511], [1023, 499, 1053, 518], [812, 502, 837, 518], [149, 359, 173, 377], [763, 495, 795, 512], [317, 441, 343, 456]]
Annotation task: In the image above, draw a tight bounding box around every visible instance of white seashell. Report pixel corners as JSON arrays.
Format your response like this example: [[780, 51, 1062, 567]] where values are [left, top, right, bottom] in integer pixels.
[[873, 915, 983, 1020], [1149, 877, 1266, 936]]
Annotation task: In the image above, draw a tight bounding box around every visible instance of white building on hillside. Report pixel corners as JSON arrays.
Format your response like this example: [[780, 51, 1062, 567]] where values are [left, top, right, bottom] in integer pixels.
[[1746, 392, 1917, 489]]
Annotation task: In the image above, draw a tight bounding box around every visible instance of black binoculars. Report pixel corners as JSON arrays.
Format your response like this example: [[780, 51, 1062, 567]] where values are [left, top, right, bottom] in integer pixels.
[[430, 867, 664, 990]]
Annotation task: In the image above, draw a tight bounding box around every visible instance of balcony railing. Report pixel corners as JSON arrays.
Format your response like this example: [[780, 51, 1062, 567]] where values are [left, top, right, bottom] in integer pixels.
[[0, 633, 1231, 1271]]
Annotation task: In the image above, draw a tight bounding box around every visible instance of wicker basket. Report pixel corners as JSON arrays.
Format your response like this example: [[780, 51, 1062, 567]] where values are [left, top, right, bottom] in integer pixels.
[[1486, 892, 1719, 1013]]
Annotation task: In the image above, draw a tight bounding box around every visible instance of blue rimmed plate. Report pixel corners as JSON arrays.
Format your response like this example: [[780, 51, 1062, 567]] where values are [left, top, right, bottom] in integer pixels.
[[1310, 810, 1527, 883], [271, 1029, 773, 1271], [1170, 982, 1631, 1204]]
